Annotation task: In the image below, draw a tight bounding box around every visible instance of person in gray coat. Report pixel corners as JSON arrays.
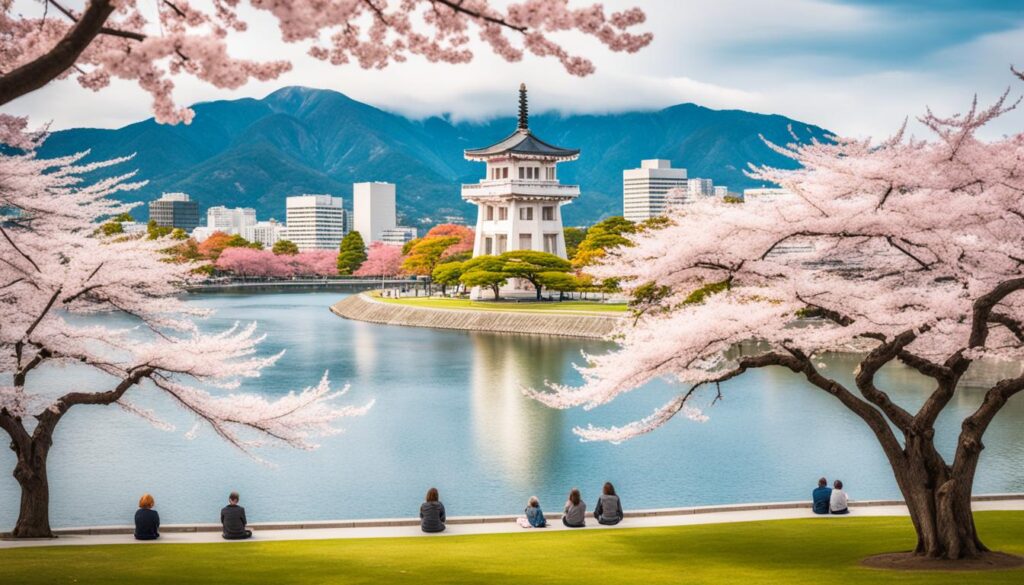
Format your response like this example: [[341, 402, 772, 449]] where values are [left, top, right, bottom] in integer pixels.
[[420, 487, 446, 533], [221, 491, 252, 540], [594, 482, 624, 526], [562, 488, 586, 527]]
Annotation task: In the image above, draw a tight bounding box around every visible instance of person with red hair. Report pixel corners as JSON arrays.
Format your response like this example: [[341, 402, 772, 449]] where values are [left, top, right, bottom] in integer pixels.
[[134, 493, 160, 540]]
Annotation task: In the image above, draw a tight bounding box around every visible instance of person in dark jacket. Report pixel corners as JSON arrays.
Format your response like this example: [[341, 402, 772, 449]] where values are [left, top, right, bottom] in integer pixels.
[[594, 482, 624, 526], [134, 493, 160, 540], [812, 477, 832, 515], [420, 487, 446, 533], [562, 488, 586, 527], [221, 491, 252, 540]]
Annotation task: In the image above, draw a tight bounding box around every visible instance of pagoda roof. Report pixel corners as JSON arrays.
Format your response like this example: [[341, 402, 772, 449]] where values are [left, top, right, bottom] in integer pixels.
[[464, 128, 580, 160]]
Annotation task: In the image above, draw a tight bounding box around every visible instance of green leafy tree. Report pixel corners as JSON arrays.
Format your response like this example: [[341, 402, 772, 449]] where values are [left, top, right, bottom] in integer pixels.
[[170, 228, 189, 241], [459, 255, 507, 300], [563, 226, 587, 260], [572, 216, 636, 269], [225, 233, 260, 249], [337, 231, 368, 275], [99, 221, 124, 236], [499, 250, 572, 300], [431, 261, 465, 296], [112, 212, 134, 222], [146, 219, 172, 240], [536, 271, 578, 301], [272, 239, 299, 256], [401, 236, 460, 276]]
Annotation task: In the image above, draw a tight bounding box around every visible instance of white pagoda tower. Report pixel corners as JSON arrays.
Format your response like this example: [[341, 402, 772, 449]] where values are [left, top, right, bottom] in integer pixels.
[[462, 84, 580, 257]]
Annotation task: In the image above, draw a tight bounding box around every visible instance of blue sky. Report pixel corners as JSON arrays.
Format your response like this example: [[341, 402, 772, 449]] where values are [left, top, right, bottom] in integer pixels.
[[8, 0, 1023, 138]]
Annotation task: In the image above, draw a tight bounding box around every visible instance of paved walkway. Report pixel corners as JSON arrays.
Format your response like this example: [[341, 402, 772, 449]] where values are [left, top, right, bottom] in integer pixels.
[[2, 496, 1021, 549]]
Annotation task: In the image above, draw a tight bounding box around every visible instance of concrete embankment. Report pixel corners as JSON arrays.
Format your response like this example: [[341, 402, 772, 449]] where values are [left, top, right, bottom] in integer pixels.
[[330, 293, 622, 339]]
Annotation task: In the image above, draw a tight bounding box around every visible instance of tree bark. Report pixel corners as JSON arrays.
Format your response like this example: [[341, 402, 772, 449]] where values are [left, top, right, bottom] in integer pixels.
[[11, 433, 54, 538]]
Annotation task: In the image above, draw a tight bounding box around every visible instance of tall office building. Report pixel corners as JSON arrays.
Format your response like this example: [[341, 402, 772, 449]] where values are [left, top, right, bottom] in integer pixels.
[[688, 178, 714, 197], [241, 219, 285, 248], [207, 206, 256, 231], [148, 193, 200, 231], [380, 226, 418, 246], [353, 182, 397, 243], [622, 160, 688, 222], [285, 195, 346, 251]]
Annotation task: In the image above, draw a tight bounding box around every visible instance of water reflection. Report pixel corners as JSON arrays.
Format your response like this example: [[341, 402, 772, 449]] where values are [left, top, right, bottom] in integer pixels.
[[469, 333, 605, 486]]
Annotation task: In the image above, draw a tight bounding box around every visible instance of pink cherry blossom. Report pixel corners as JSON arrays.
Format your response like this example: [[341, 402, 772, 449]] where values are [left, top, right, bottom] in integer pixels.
[[354, 241, 404, 277]]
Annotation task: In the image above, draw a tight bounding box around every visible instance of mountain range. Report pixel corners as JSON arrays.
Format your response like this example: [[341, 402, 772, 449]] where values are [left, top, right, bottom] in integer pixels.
[[38, 86, 829, 229]]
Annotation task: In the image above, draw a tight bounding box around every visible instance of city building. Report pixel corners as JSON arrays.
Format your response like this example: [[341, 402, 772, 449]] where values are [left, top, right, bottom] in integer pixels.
[[688, 178, 714, 197], [380, 226, 418, 246], [285, 195, 346, 251], [622, 159, 688, 222], [148, 193, 199, 231], [207, 206, 256, 231], [714, 186, 729, 198], [353, 182, 397, 243], [462, 84, 579, 297], [120, 221, 148, 236], [241, 219, 285, 248], [343, 209, 353, 235]]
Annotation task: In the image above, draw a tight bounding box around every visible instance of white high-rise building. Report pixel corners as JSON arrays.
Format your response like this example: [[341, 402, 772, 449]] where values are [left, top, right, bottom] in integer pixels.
[[207, 206, 256, 231], [380, 226, 418, 246], [714, 186, 729, 198], [353, 182, 396, 243], [285, 195, 345, 251], [241, 219, 285, 248], [688, 178, 714, 197], [462, 84, 579, 298], [623, 159, 688, 222]]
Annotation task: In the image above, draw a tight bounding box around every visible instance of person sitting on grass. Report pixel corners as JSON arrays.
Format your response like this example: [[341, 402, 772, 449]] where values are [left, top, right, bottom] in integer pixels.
[[594, 482, 624, 526], [562, 488, 587, 528], [830, 480, 849, 515], [134, 493, 160, 541], [221, 491, 252, 540], [521, 496, 547, 528], [420, 487, 447, 533], [812, 477, 832, 515]]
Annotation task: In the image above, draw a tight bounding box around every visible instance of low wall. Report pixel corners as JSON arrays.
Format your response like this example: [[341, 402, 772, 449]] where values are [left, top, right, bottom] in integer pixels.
[[330, 293, 622, 339], [37, 494, 1024, 536]]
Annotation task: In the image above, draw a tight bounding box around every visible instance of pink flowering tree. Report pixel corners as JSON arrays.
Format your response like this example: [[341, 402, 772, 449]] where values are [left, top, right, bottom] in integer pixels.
[[291, 250, 341, 277], [354, 242, 404, 277], [0, 0, 651, 128], [0, 153, 372, 538], [530, 78, 1024, 562]]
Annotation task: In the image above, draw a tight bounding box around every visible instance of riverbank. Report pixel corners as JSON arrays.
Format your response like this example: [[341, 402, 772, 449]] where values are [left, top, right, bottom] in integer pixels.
[[187, 278, 421, 293], [2, 511, 1022, 585], [330, 292, 623, 338]]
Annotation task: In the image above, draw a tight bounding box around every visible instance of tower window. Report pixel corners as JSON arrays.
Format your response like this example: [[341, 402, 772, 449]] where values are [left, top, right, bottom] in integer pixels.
[[498, 207, 508, 221], [486, 205, 494, 221], [519, 207, 534, 221], [542, 206, 554, 221]]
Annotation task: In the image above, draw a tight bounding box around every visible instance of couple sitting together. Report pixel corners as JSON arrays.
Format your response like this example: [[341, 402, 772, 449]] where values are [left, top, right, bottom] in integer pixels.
[[812, 477, 850, 515]]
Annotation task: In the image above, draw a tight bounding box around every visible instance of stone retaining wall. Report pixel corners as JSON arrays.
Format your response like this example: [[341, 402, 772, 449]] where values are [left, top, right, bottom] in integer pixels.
[[330, 293, 622, 339], [41, 494, 1024, 536]]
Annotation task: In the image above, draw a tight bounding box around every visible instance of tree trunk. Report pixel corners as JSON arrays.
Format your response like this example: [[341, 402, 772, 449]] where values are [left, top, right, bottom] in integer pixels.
[[12, 436, 54, 538], [894, 447, 986, 560]]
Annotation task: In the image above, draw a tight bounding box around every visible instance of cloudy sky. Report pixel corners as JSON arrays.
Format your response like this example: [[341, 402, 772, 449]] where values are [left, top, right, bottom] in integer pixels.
[[7, 0, 1024, 137]]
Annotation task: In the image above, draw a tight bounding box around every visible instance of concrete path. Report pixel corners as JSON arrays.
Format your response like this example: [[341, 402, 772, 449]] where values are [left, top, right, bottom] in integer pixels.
[[2, 496, 1021, 549]]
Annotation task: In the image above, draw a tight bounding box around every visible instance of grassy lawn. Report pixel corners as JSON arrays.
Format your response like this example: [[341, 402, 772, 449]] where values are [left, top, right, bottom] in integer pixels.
[[372, 293, 628, 314], [2, 513, 1022, 584]]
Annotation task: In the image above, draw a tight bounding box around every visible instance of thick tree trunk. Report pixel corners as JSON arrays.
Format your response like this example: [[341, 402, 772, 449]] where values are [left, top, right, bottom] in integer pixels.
[[894, 449, 986, 560], [12, 438, 54, 538]]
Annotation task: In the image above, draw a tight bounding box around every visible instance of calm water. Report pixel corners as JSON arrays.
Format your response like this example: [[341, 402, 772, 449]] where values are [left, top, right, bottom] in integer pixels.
[[2, 292, 1022, 528]]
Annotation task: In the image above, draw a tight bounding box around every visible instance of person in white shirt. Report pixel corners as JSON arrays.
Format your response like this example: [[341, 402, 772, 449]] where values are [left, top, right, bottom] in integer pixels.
[[830, 479, 849, 515]]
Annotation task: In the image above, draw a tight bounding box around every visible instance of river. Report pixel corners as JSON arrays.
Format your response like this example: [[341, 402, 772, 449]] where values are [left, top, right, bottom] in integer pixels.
[[1, 291, 1022, 528]]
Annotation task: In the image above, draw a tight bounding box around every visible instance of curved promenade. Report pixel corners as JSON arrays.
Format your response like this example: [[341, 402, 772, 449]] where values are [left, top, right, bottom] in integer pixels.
[[330, 293, 622, 339], [2, 494, 1021, 548]]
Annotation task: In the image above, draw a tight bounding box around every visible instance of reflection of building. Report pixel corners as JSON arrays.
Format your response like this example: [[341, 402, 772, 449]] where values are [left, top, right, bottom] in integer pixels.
[[623, 159, 688, 222], [149, 192, 200, 231], [286, 195, 346, 251], [354, 182, 396, 243], [380, 226, 417, 246], [469, 333, 583, 483]]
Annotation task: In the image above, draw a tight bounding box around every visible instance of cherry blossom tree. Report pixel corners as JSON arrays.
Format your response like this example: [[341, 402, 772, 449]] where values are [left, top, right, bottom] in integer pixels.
[[291, 250, 341, 277], [0, 0, 652, 130], [215, 247, 290, 278], [354, 241, 404, 277], [0, 152, 372, 538], [425, 224, 475, 258], [530, 80, 1024, 561]]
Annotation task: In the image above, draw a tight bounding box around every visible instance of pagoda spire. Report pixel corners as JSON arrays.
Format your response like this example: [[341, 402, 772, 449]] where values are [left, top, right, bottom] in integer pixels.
[[517, 83, 528, 131]]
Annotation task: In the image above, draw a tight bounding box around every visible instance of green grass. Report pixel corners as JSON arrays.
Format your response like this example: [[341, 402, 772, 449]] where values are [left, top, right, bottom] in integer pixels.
[[373, 293, 628, 314], [2, 513, 1022, 584]]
